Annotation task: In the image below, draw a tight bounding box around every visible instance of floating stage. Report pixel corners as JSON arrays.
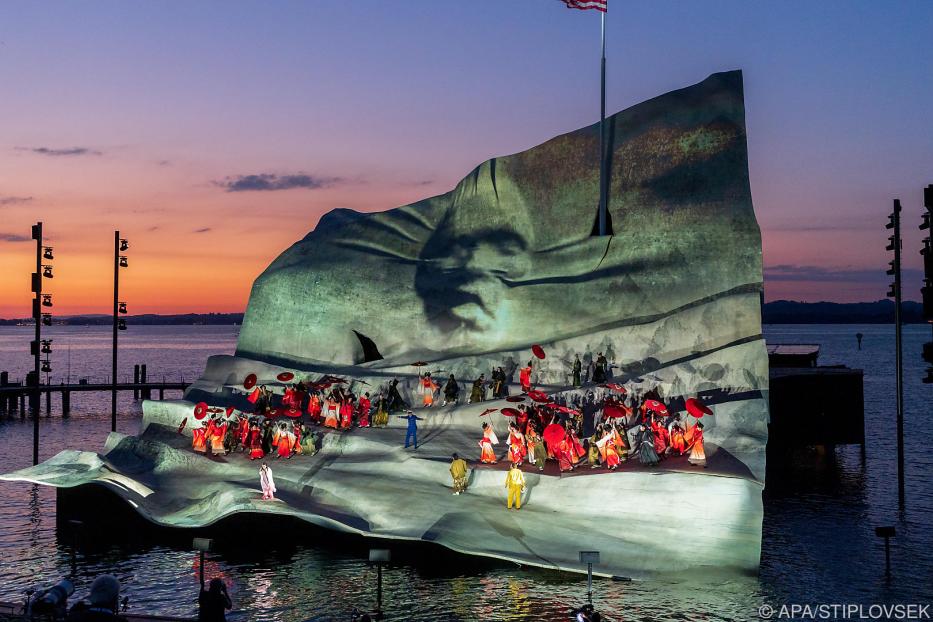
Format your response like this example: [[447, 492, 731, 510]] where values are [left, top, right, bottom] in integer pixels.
[[2, 70, 769, 579]]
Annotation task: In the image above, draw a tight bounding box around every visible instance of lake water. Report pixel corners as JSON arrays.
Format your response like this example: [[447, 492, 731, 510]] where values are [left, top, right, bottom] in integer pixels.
[[0, 324, 930, 621]]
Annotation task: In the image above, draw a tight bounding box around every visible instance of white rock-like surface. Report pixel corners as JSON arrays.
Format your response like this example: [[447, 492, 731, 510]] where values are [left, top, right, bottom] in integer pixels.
[[1, 70, 768, 578], [2, 386, 764, 578]]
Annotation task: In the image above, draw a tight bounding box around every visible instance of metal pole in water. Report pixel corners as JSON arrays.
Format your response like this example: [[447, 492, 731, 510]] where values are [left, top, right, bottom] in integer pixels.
[[112, 230, 119, 433]]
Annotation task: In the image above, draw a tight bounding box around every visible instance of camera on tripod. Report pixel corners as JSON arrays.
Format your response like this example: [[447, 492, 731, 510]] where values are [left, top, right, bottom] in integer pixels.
[[26, 579, 75, 618]]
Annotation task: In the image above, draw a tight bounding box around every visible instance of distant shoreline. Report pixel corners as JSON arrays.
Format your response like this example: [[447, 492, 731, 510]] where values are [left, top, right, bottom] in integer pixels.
[[0, 301, 927, 326]]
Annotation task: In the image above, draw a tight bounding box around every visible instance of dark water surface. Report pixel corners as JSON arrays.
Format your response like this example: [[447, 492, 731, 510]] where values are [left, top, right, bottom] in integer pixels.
[[0, 325, 930, 621]]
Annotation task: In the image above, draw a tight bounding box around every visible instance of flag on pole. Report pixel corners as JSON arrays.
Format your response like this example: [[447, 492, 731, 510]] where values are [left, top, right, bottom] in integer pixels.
[[559, 0, 607, 11]]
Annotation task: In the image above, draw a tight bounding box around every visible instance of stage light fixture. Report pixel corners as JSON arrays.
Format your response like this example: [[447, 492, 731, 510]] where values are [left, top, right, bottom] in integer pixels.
[[118, 318, 127, 331], [41, 360, 52, 373], [886, 260, 896, 276], [119, 256, 128, 268], [886, 236, 897, 252], [120, 239, 129, 252], [887, 285, 896, 299], [41, 313, 52, 326], [41, 339, 52, 354], [42, 265, 54, 278], [42, 294, 53, 308], [119, 302, 127, 314], [43, 247, 54, 260]]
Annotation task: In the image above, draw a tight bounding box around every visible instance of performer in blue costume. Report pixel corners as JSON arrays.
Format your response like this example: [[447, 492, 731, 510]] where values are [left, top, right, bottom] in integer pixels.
[[397, 410, 423, 449]]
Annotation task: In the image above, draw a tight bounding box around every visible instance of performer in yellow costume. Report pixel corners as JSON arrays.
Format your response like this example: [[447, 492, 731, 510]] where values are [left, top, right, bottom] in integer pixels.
[[505, 464, 526, 510]]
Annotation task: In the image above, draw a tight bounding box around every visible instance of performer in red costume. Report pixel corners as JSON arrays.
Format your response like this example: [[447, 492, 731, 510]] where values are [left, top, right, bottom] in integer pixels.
[[339, 397, 354, 429], [308, 393, 322, 424], [248, 423, 264, 460], [479, 422, 499, 464], [275, 423, 293, 459], [519, 362, 532, 393], [567, 426, 586, 464], [357, 393, 371, 427], [652, 417, 669, 457], [556, 436, 575, 471], [237, 416, 250, 451], [210, 417, 227, 456], [192, 423, 208, 453], [420, 373, 439, 407], [323, 397, 339, 429], [292, 421, 302, 455], [507, 422, 526, 466]]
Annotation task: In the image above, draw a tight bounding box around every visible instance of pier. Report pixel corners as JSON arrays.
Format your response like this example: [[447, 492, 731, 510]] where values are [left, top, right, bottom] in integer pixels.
[[0, 369, 189, 418]]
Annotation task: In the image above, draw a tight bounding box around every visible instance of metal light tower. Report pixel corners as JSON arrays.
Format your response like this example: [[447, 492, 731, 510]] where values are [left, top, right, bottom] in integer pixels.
[[112, 232, 129, 432], [30, 223, 54, 465], [885, 200, 905, 507]]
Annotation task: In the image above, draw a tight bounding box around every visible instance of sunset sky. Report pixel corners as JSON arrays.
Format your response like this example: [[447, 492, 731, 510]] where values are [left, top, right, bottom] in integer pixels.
[[1, 1, 931, 318]]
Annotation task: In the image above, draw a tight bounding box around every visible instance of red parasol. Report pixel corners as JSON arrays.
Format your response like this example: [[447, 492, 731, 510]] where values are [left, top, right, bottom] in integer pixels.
[[320, 375, 347, 384], [478, 408, 498, 417], [193, 402, 208, 420], [527, 390, 550, 403], [505, 396, 526, 403], [284, 407, 303, 419], [225, 406, 235, 417], [246, 387, 260, 403], [644, 399, 669, 416], [685, 397, 713, 418], [531, 344, 546, 360], [559, 405, 582, 416], [543, 423, 565, 446], [243, 373, 257, 390], [266, 408, 282, 419], [276, 371, 294, 382], [603, 402, 631, 419], [605, 383, 627, 394], [501, 407, 521, 417]]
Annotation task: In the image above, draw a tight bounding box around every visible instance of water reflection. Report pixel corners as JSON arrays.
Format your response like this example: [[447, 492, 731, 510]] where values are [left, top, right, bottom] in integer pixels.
[[1, 325, 931, 621]]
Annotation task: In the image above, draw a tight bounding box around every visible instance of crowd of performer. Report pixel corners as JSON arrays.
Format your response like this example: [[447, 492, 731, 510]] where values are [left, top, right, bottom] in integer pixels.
[[476, 399, 706, 475], [188, 358, 706, 473]]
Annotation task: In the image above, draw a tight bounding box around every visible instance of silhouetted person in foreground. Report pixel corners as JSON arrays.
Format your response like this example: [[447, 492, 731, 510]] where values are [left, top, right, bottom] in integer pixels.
[[67, 575, 127, 622], [199, 578, 232, 622]]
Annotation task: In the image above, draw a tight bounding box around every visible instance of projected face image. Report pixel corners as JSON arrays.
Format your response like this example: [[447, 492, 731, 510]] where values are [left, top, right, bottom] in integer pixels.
[[416, 225, 532, 347]]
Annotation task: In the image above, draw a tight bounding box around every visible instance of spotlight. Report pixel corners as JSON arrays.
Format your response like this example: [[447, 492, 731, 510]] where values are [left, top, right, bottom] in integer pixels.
[[42, 265, 54, 278], [119, 256, 128, 268], [43, 247, 54, 260], [886, 236, 897, 252], [41, 360, 52, 373], [120, 239, 129, 252], [41, 314, 52, 326], [118, 318, 127, 331], [886, 260, 896, 276], [42, 294, 53, 308], [921, 213, 931, 232], [41, 339, 52, 354], [887, 285, 897, 299], [118, 302, 127, 314]]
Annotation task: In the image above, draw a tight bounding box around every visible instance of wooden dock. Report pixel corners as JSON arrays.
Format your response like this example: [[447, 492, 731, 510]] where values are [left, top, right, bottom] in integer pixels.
[[0, 380, 190, 417]]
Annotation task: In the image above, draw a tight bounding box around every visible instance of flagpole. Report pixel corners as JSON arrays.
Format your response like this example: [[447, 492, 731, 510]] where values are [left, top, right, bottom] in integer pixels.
[[598, 8, 608, 236]]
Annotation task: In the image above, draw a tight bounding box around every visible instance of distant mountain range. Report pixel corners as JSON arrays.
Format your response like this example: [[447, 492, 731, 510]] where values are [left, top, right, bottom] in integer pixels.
[[0, 301, 926, 326], [761, 300, 925, 324]]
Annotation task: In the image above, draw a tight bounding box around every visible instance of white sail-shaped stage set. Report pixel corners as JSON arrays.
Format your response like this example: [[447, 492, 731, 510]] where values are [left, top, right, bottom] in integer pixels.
[[3, 71, 768, 579]]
